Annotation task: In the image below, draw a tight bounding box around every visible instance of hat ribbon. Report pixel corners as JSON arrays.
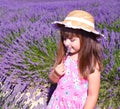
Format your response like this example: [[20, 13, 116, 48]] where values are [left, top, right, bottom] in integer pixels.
[[65, 17, 95, 28]]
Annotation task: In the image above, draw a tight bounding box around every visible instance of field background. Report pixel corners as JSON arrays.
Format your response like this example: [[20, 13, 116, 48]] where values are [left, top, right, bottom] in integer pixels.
[[0, 0, 120, 109]]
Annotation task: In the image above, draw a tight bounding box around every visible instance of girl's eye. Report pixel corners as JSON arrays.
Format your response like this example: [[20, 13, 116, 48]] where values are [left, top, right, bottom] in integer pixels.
[[71, 38, 75, 42]]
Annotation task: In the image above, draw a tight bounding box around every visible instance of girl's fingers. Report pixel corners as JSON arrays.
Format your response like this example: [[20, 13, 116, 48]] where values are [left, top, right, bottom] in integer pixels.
[[58, 64, 65, 72], [55, 61, 65, 76]]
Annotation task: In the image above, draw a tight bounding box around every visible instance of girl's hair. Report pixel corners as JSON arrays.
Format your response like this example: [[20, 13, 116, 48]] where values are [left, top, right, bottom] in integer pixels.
[[54, 27, 103, 79]]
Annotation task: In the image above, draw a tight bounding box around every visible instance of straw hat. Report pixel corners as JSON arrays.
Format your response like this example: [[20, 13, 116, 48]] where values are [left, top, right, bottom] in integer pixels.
[[52, 10, 104, 37]]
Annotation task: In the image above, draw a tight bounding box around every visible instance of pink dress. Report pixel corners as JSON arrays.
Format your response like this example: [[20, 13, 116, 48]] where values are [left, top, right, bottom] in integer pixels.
[[47, 56, 88, 109]]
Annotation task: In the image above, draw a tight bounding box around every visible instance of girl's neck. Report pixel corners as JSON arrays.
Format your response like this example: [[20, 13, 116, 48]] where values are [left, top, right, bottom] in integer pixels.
[[69, 53, 78, 61]]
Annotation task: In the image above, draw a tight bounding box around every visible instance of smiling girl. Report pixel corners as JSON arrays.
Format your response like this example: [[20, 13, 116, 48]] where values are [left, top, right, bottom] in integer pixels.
[[47, 10, 104, 109]]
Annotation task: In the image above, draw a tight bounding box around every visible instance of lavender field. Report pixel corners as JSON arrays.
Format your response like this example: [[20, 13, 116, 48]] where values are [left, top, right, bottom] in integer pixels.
[[0, 0, 120, 109]]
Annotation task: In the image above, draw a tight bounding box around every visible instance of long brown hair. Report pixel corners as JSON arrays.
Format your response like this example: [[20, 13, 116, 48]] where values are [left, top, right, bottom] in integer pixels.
[[54, 27, 103, 79]]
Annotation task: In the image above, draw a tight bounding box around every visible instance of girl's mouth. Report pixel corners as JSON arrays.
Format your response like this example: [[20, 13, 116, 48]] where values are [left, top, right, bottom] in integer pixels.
[[66, 46, 71, 56]]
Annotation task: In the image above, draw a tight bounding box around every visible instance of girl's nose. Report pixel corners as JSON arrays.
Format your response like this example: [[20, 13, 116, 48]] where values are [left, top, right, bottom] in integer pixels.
[[64, 39, 71, 47]]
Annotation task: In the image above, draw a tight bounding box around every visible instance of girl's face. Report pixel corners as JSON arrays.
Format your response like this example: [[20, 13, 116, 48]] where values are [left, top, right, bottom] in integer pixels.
[[63, 35, 81, 55]]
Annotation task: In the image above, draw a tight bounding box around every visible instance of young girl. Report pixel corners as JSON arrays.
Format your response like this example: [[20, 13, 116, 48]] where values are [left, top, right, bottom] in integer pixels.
[[47, 10, 104, 109]]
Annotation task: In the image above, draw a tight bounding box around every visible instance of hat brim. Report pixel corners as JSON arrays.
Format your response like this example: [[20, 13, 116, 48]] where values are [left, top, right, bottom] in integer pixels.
[[52, 21, 104, 37]]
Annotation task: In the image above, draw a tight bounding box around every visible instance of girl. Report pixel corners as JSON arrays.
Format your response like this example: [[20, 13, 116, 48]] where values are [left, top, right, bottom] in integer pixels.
[[47, 10, 104, 109]]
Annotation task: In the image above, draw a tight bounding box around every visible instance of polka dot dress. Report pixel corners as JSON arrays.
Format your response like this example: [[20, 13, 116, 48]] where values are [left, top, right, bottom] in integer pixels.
[[47, 56, 88, 109]]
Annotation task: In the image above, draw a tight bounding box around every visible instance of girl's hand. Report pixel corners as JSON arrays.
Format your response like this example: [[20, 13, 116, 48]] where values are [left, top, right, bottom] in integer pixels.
[[54, 61, 65, 77], [49, 60, 65, 83]]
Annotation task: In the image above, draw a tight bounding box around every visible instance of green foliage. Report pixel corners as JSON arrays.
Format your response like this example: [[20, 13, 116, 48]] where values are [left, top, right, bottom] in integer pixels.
[[98, 42, 120, 108], [1, 27, 25, 50], [96, 17, 120, 108], [97, 18, 120, 32], [114, 49, 120, 67], [24, 36, 57, 80]]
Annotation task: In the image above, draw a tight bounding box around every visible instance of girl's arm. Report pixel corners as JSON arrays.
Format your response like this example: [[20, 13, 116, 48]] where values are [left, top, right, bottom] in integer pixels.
[[84, 68, 100, 109], [49, 61, 65, 83], [49, 70, 61, 83]]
